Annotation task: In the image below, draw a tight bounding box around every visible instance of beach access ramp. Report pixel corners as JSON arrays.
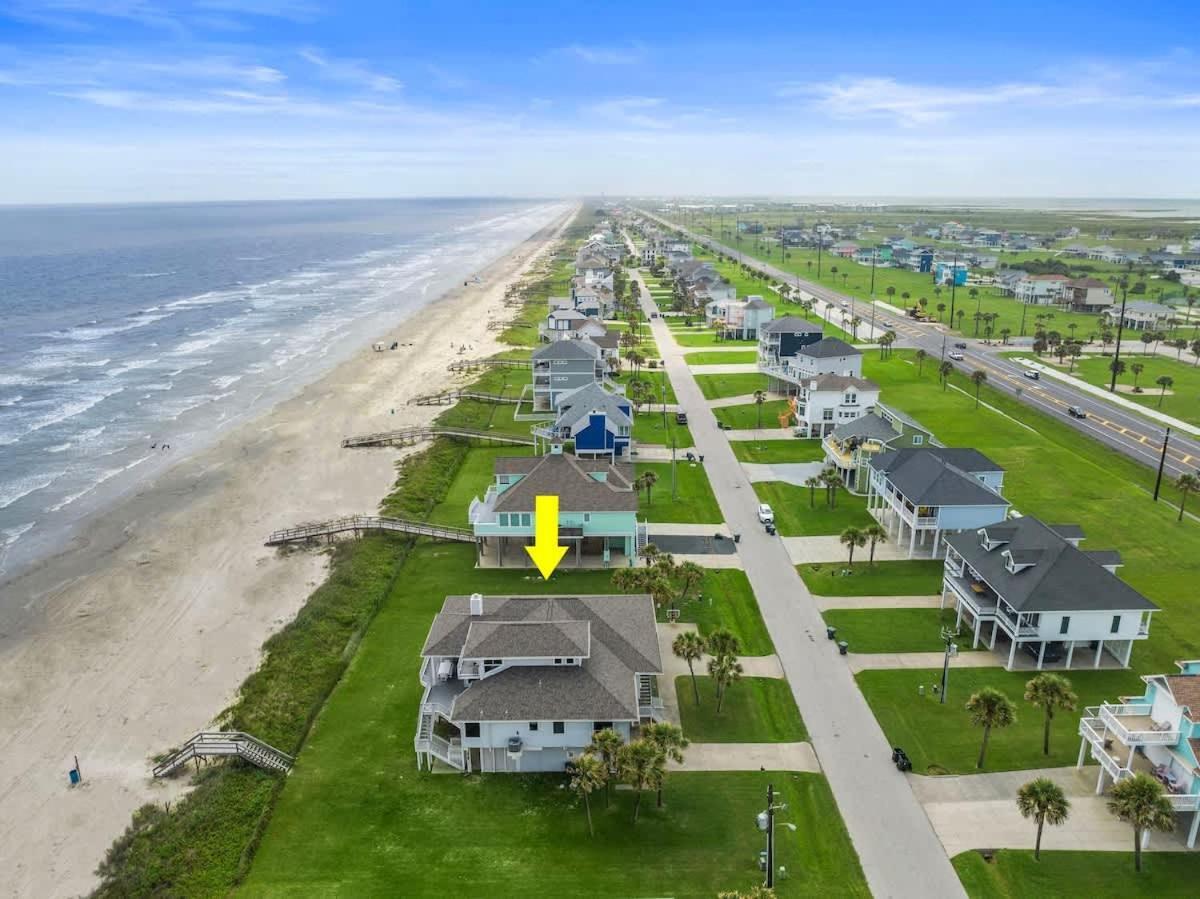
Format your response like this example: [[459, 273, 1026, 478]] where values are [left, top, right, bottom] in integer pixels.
[[447, 358, 531, 372], [340, 425, 534, 449], [409, 390, 523, 406], [265, 515, 474, 546], [153, 731, 294, 777]]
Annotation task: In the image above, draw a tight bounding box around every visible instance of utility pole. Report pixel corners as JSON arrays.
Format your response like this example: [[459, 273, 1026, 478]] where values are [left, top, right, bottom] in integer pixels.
[[671, 433, 678, 500], [939, 626, 959, 705], [947, 251, 959, 327], [1154, 428, 1171, 501], [816, 228, 823, 280], [1109, 280, 1130, 392], [766, 783, 776, 889], [1019, 299, 1029, 338]]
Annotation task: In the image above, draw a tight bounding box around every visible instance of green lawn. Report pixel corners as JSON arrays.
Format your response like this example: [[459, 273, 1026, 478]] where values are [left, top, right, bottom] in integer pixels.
[[713, 399, 793, 430], [632, 409, 694, 448], [864, 351, 1200, 673], [241, 544, 867, 897], [635, 461, 722, 523], [675, 676, 808, 743], [618, 367, 676, 403], [821, 608, 967, 653], [694, 372, 770, 400], [426, 446, 533, 526], [686, 350, 759, 365], [953, 848, 1200, 898], [754, 482, 874, 536], [856, 667, 1143, 775], [730, 439, 826, 463], [657, 569, 774, 655], [797, 560, 945, 596], [672, 330, 759, 348]]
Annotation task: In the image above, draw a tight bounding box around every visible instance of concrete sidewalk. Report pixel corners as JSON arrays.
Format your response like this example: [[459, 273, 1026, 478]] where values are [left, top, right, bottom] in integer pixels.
[[674, 742, 820, 773], [784, 536, 913, 564], [723, 427, 794, 442], [708, 392, 761, 407], [741, 461, 825, 485], [847, 651, 1000, 673], [814, 595, 942, 610], [690, 363, 760, 374]]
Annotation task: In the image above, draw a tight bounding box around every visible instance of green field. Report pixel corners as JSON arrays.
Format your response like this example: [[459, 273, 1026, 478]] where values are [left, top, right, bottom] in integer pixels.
[[675, 676, 808, 743], [632, 409, 694, 448], [671, 329, 759, 348], [730, 439, 826, 463], [713, 399, 793, 430], [686, 350, 759, 365], [240, 544, 867, 898], [857, 667, 1142, 774], [426, 445, 534, 526], [617, 367, 677, 404], [821, 608, 966, 653], [656, 569, 775, 656], [635, 461, 722, 523], [953, 848, 1200, 898], [798, 559, 945, 596], [754, 482, 874, 537], [694, 371, 770, 400]]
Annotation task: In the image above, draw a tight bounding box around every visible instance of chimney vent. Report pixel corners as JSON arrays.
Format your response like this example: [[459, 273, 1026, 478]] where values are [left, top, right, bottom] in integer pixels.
[[469, 593, 483, 616]]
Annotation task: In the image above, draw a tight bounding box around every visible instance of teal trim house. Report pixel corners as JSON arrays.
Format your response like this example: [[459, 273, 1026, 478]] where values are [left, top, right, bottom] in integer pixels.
[[469, 446, 641, 568]]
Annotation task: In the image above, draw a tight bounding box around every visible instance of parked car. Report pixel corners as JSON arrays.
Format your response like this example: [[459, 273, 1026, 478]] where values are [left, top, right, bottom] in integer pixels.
[[1023, 370, 1040, 381], [1023, 641, 1065, 664], [757, 503, 775, 525], [953, 342, 968, 349], [948, 351, 964, 361], [675, 411, 688, 425], [1067, 406, 1087, 419]]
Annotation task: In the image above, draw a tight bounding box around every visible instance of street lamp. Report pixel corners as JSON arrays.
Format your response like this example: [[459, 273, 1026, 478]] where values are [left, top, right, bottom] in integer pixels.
[[756, 783, 793, 889], [939, 626, 960, 705]]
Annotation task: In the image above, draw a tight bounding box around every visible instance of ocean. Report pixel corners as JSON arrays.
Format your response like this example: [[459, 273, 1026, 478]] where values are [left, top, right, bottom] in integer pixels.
[[0, 197, 567, 583]]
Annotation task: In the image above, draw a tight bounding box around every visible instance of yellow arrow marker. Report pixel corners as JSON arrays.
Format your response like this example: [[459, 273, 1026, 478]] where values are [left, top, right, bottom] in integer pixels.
[[525, 494, 568, 580]]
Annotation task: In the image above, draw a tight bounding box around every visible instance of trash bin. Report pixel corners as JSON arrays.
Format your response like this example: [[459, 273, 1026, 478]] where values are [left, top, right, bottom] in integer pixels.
[[698, 455, 704, 463], [733, 533, 741, 544], [826, 626, 837, 641], [68, 768, 80, 786], [838, 641, 849, 656]]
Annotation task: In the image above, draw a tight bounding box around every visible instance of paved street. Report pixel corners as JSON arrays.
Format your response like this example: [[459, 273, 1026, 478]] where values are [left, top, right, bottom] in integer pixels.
[[636, 273, 967, 898]]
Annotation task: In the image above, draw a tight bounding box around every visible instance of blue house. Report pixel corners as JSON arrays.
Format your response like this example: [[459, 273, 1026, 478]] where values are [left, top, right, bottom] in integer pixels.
[[935, 260, 969, 286], [1079, 659, 1200, 848], [534, 382, 632, 459]]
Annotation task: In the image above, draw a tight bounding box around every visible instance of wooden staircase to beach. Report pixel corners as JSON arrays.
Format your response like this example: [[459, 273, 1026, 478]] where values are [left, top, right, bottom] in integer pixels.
[[153, 731, 294, 777], [446, 358, 531, 373], [265, 515, 475, 547], [340, 425, 534, 449], [408, 390, 523, 406]]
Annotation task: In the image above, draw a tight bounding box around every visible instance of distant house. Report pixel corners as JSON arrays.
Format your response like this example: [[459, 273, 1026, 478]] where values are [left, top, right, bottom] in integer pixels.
[[1064, 277, 1115, 312], [792, 374, 881, 439], [531, 340, 606, 411], [539, 308, 604, 342], [705, 295, 775, 339], [1014, 274, 1070, 306], [867, 447, 1010, 558], [762, 336, 863, 394], [1106, 301, 1174, 332], [1078, 659, 1200, 848], [935, 259, 969, 286], [944, 516, 1157, 670], [534, 382, 632, 459], [831, 241, 859, 258], [994, 269, 1027, 295], [571, 283, 615, 319], [823, 403, 934, 492], [469, 445, 641, 568], [1062, 242, 1091, 258], [756, 316, 824, 366], [414, 591, 662, 773]]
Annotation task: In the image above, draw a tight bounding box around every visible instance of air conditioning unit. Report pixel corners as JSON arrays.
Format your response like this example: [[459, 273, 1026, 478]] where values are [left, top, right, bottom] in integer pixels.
[[507, 736, 523, 758]]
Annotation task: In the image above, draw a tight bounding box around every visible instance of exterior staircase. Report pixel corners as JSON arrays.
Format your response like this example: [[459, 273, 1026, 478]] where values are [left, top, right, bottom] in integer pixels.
[[409, 390, 522, 406], [153, 731, 294, 777], [341, 425, 534, 449], [447, 358, 531, 372], [265, 515, 474, 546], [635, 522, 649, 558]]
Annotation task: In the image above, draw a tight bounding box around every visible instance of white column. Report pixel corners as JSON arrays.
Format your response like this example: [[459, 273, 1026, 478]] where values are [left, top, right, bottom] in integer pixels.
[[1065, 642, 1075, 669], [1122, 640, 1134, 668], [1077, 736, 1087, 768], [1095, 767, 1107, 794], [1007, 637, 1018, 670], [932, 529, 941, 557], [1188, 811, 1200, 850], [990, 621, 999, 650], [1037, 641, 1046, 670], [1127, 742, 1137, 768], [908, 524, 917, 559], [1094, 639, 1105, 669], [973, 615, 982, 649], [940, 585, 948, 611]]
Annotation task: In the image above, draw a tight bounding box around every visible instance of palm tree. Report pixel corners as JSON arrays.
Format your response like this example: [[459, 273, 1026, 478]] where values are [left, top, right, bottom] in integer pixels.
[[938, 360, 954, 391], [707, 653, 744, 713], [1016, 777, 1071, 860], [970, 369, 988, 408], [956, 309, 965, 331], [672, 631, 706, 706], [636, 470, 659, 504], [619, 739, 665, 824], [1024, 673, 1078, 756], [1176, 472, 1199, 522], [589, 727, 624, 807], [675, 561, 704, 605], [1155, 375, 1173, 407], [886, 285, 896, 305], [1000, 327, 1011, 345], [862, 523, 887, 566], [936, 301, 946, 322], [753, 389, 767, 431], [966, 687, 1017, 769], [642, 722, 689, 807], [804, 475, 821, 508], [914, 348, 927, 375], [570, 752, 607, 837], [1107, 773, 1175, 872], [839, 526, 866, 569], [1109, 358, 1126, 388], [1130, 362, 1145, 391]]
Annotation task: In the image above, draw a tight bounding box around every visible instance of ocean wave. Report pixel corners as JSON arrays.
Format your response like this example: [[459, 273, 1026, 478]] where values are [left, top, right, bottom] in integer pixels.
[[0, 394, 23, 407], [128, 272, 173, 278], [1, 385, 126, 445], [1, 521, 36, 549], [169, 333, 228, 355], [46, 453, 156, 513], [0, 469, 66, 510], [46, 442, 73, 453], [105, 357, 160, 377], [211, 374, 242, 390], [41, 312, 174, 342]]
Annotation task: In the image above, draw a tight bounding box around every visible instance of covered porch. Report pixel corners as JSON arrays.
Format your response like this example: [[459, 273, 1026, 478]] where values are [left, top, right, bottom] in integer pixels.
[[475, 532, 633, 569]]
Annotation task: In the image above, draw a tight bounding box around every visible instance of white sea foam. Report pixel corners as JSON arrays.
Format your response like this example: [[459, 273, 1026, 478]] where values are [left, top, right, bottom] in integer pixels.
[[1, 521, 35, 548], [7, 385, 126, 443], [129, 272, 173, 278], [46, 442, 72, 453], [0, 469, 65, 510], [211, 374, 242, 390], [169, 333, 228, 355], [46, 453, 155, 513], [43, 312, 173, 342], [105, 357, 160, 377], [0, 394, 24, 407]]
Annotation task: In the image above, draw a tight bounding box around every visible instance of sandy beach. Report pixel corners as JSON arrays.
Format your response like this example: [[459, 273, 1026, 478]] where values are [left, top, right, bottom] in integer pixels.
[[0, 205, 576, 899]]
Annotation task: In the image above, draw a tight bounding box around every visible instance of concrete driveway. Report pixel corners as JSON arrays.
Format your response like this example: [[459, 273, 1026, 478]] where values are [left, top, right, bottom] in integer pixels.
[[741, 462, 825, 485], [675, 742, 820, 773], [784, 535, 912, 564]]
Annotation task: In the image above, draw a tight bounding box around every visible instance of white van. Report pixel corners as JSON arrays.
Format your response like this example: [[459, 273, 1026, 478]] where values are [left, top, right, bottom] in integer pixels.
[[757, 503, 775, 524]]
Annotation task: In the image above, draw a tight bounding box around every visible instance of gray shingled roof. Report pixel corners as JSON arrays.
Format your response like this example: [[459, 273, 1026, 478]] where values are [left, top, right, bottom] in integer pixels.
[[554, 382, 632, 430], [870, 448, 1008, 507], [799, 337, 860, 359], [423, 594, 662, 722], [946, 517, 1156, 614], [744, 297, 771, 309], [461, 619, 591, 659], [830, 413, 899, 443], [533, 340, 601, 362], [809, 373, 878, 392], [1048, 524, 1086, 540], [762, 315, 822, 334], [493, 452, 638, 512]]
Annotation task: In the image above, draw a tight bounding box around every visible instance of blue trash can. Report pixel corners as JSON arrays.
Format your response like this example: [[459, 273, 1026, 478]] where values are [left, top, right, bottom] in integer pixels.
[[69, 768, 80, 785]]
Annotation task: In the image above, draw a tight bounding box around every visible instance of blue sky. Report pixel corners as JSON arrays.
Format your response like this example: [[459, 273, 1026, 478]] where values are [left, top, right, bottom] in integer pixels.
[[1, 0, 1198, 203]]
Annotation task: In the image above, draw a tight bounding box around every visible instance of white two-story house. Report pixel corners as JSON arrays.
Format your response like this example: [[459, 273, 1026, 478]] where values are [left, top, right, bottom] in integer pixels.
[[761, 336, 862, 394], [415, 592, 663, 773], [867, 447, 1009, 558], [1078, 659, 1200, 849], [793, 374, 881, 439], [943, 516, 1158, 670]]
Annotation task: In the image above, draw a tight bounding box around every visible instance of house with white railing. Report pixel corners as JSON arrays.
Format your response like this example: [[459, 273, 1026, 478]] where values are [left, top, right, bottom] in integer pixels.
[[823, 403, 934, 493], [532, 382, 632, 459], [1078, 659, 1200, 848], [867, 447, 1009, 558], [943, 516, 1157, 670], [415, 592, 663, 773]]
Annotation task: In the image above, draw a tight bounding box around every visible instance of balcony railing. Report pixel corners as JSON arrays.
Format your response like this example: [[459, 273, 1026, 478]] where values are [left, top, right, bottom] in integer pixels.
[[1168, 792, 1200, 812], [1099, 703, 1180, 745]]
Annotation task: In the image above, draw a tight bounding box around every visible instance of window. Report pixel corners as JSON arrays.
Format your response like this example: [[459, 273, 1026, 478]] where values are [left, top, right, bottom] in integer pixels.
[[565, 658, 575, 664], [1060, 616, 1070, 635], [464, 723, 480, 738], [844, 392, 857, 405], [499, 513, 509, 527], [913, 435, 924, 445], [593, 721, 613, 731], [528, 722, 539, 732], [1111, 615, 1122, 634], [554, 658, 562, 664], [552, 721, 565, 734], [822, 409, 834, 421], [583, 513, 591, 522], [520, 513, 532, 527]]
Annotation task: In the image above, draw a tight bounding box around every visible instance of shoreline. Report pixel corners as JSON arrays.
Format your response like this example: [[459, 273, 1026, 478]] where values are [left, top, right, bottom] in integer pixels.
[[0, 204, 576, 899]]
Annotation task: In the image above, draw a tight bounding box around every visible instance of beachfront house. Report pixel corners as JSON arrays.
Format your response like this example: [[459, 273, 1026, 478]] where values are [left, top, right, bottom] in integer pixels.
[[1064, 277, 1115, 312], [1014, 274, 1070, 306], [867, 447, 1009, 558], [414, 591, 663, 773], [468, 445, 641, 568], [935, 260, 969, 286], [1106, 301, 1174, 332], [757, 316, 824, 367], [823, 403, 934, 492], [944, 516, 1156, 670], [531, 340, 607, 411], [539, 308, 607, 343], [533, 382, 632, 459], [1078, 659, 1200, 848]]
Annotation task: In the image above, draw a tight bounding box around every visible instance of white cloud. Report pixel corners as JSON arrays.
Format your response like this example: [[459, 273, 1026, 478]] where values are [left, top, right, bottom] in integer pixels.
[[298, 47, 401, 92], [554, 43, 644, 65], [587, 96, 668, 129], [782, 77, 1049, 126]]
